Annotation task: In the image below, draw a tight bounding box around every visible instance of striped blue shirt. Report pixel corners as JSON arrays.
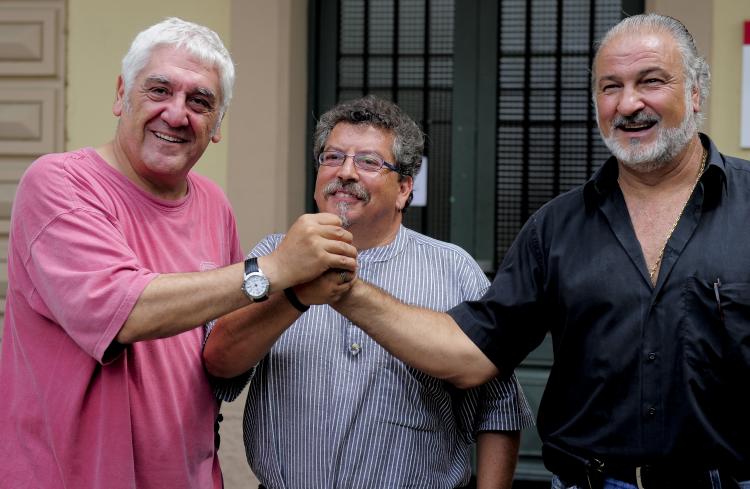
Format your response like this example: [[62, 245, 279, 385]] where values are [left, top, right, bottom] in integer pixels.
[[213, 226, 533, 488]]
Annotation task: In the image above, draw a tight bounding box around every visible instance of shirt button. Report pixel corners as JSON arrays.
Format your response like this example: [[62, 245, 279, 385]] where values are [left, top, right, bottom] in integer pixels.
[[647, 352, 657, 361], [350, 343, 361, 355]]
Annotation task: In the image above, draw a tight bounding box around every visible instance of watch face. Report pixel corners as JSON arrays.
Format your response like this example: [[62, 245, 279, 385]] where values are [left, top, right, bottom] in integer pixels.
[[244, 273, 269, 299]]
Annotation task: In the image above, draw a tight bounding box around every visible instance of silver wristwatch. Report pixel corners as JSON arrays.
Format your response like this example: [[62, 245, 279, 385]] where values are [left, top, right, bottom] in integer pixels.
[[242, 257, 269, 302]]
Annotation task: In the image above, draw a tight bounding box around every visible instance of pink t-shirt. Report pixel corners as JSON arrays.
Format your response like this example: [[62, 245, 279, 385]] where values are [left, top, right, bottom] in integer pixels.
[[0, 148, 243, 489]]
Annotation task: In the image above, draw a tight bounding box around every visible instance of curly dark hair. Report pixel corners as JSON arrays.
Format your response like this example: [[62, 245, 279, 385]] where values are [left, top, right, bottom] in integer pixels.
[[313, 96, 425, 211]]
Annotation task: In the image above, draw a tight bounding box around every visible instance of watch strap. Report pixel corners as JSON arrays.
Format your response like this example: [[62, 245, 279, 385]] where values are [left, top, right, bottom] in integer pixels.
[[242, 257, 269, 302], [244, 256, 260, 277], [283, 287, 309, 313]]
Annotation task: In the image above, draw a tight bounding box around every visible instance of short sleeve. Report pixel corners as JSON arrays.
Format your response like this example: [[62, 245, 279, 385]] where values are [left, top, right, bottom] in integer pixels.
[[448, 216, 548, 373], [26, 209, 156, 363], [448, 249, 534, 436], [472, 374, 535, 433]]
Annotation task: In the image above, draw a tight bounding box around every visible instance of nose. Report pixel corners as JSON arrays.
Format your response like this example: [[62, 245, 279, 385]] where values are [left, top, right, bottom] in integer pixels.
[[161, 96, 190, 127], [616, 85, 645, 116], [335, 154, 360, 181]]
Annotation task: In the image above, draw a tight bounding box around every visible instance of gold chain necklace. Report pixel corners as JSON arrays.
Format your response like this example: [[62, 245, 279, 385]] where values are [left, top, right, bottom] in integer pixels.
[[648, 148, 707, 285]]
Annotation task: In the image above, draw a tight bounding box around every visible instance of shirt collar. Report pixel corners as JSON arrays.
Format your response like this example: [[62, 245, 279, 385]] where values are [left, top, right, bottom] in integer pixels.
[[358, 225, 409, 263], [583, 133, 727, 209]]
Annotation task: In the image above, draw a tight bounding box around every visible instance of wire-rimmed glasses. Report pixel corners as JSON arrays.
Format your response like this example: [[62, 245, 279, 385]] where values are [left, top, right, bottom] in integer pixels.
[[317, 150, 400, 173]]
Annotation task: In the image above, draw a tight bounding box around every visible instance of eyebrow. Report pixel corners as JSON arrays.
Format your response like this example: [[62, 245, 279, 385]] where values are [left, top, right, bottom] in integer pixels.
[[194, 87, 217, 101], [144, 75, 171, 85], [598, 66, 671, 83], [324, 147, 386, 157], [143, 75, 217, 101]]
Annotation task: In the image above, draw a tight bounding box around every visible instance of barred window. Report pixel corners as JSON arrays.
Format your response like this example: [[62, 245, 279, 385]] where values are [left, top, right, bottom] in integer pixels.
[[312, 0, 642, 268]]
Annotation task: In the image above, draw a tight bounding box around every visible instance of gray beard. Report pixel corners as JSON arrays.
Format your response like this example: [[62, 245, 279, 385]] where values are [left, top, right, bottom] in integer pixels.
[[599, 99, 697, 173], [337, 201, 351, 229], [323, 181, 369, 229]]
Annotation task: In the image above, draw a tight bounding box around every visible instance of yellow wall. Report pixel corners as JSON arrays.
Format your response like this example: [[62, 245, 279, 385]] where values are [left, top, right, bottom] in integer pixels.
[[226, 0, 309, 250], [648, 0, 750, 160], [66, 0, 231, 188], [646, 0, 713, 133], [710, 0, 750, 160]]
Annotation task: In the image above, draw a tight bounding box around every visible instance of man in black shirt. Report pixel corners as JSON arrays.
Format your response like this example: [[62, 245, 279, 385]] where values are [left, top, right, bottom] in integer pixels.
[[331, 13, 750, 489]]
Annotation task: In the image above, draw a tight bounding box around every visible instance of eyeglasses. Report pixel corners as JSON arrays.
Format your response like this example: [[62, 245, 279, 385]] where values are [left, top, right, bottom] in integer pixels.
[[317, 150, 400, 173]]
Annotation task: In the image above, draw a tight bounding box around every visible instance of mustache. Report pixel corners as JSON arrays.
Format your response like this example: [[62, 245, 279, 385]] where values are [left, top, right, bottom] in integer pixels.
[[611, 111, 660, 129], [323, 180, 371, 203]]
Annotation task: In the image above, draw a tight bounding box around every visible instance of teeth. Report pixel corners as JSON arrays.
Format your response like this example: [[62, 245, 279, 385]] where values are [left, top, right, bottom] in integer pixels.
[[619, 123, 654, 131], [154, 132, 185, 143]]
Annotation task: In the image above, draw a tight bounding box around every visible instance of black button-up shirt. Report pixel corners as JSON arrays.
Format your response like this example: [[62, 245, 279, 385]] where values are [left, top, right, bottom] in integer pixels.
[[449, 134, 750, 473]]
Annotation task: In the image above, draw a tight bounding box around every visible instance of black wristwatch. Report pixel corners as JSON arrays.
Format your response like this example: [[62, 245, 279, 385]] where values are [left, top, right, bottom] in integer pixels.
[[242, 257, 269, 302]]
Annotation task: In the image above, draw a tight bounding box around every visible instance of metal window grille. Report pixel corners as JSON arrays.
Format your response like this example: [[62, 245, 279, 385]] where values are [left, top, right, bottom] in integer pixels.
[[326, 0, 641, 262], [495, 0, 627, 261], [337, 0, 455, 240]]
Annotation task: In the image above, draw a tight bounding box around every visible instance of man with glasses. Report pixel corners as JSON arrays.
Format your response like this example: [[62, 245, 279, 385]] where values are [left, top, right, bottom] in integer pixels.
[[204, 96, 533, 489]]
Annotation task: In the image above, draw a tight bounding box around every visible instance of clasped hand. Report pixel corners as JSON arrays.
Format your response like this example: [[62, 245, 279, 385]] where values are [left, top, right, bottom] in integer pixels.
[[261, 213, 358, 305]]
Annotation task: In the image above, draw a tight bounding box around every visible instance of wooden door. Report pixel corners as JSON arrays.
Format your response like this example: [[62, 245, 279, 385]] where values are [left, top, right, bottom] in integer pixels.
[[0, 0, 66, 340]]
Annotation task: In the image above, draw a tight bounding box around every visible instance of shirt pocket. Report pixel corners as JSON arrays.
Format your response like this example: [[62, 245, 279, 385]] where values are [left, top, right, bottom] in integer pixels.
[[681, 277, 750, 388]]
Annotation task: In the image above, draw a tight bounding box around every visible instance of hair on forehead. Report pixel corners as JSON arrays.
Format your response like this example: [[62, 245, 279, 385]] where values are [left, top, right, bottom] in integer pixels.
[[120, 17, 235, 123], [312, 95, 425, 212], [313, 95, 424, 179], [591, 13, 710, 122]]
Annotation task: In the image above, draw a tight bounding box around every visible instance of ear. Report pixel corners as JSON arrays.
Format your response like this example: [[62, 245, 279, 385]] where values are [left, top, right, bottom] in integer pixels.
[[211, 123, 222, 143], [691, 83, 701, 114], [113, 75, 125, 117], [396, 175, 414, 211]]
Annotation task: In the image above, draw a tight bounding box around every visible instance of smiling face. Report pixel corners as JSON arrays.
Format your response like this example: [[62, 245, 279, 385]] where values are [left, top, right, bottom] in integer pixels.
[[314, 122, 412, 249], [111, 45, 222, 198], [594, 30, 699, 170]]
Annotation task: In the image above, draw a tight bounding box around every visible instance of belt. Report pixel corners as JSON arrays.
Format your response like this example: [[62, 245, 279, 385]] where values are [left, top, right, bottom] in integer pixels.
[[605, 464, 712, 488], [543, 443, 747, 489]]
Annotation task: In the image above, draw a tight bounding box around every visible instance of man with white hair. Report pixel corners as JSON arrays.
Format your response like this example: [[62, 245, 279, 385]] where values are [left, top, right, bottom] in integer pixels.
[[0, 17, 355, 489], [321, 14, 750, 489]]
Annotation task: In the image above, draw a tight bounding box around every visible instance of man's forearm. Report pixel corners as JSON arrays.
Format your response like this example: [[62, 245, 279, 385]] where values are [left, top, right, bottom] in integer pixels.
[[116, 213, 358, 345], [203, 264, 358, 377], [204, 293, 301, 378], [117, 262, 250, 344], [332, 279, 499, 388], [476, 431, 521, 489]]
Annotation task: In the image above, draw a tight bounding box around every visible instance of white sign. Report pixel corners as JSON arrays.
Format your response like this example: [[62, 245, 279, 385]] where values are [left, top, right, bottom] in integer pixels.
[[741, 21, 750, 148], [411, 156, 428, 207]]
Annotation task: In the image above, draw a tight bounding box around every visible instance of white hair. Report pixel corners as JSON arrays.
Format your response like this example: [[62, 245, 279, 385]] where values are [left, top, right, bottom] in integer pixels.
[[120, 17, 235, 124]]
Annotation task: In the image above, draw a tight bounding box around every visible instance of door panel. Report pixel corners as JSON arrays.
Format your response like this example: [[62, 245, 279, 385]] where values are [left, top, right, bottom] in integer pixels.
[[0, 0, 66, 338]]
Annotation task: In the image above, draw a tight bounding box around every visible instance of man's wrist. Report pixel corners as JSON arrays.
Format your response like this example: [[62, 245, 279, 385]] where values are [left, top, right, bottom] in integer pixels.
[[283, 287, 309, 313], [241, 257, 269, 302], [333, 277, 362, 311], [256, 255, 279, 293]]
